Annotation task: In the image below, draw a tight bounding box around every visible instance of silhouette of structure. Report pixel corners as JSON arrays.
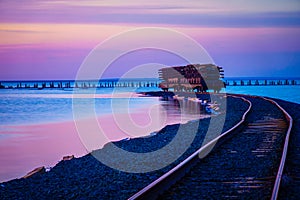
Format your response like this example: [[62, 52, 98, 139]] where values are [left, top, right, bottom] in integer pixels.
[[158, 64, 225, 92]]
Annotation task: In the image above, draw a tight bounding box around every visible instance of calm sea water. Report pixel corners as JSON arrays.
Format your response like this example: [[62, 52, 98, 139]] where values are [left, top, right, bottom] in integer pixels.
[[0, 79, 299, 182], [0, 85, 170, 182], [0, 81, 299, 127], [0, 87, 159, 127], [224, 85, 300, 104]]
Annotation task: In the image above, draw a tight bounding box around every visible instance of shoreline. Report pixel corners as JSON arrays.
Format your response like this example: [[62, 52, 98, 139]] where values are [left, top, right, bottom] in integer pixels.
[[1, 94, 299, 199], [0, 95, 250, 199], [0, 93, 211, 182]]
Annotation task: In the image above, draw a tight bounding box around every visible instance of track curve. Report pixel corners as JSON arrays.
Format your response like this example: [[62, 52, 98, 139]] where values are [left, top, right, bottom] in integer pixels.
[[129, 95, 292, 200]]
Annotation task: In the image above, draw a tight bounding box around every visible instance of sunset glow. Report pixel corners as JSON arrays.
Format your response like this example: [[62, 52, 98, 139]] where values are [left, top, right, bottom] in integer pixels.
[[1, 0, 299, 79]]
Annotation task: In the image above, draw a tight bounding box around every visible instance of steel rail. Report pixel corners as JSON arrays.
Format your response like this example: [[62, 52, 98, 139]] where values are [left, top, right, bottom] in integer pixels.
[[262, 97, 293, 200], [128, 96, 252, 200]]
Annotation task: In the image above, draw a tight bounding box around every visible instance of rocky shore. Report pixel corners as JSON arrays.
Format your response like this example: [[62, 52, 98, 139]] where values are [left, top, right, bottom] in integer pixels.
[[159, 96, 288, 199], [1, 95, 298, 199]]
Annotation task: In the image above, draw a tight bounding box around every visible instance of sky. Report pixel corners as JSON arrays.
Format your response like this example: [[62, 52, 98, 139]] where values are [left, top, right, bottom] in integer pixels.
[[0, 0, 300, 80]]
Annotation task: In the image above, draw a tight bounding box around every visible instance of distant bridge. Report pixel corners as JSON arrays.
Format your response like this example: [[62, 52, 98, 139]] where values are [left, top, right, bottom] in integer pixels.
[[0, 79, 159, 90], [225, 78, 300, 86], [0, 78, 299, 90]]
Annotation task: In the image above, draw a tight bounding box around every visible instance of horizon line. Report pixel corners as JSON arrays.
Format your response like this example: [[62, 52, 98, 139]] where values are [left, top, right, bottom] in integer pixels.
[[1, 76, 300, 82]]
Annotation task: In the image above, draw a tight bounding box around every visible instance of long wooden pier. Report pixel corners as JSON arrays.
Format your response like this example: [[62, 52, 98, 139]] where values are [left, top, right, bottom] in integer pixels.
[[225, 79, 300, 86], [0, 80, 160, 89], [0, 78, 299, 90]]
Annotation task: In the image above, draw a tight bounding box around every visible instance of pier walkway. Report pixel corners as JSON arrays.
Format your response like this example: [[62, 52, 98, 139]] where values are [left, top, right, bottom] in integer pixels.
[[225, 78, 300, 86], [0, 78, 299, 90]]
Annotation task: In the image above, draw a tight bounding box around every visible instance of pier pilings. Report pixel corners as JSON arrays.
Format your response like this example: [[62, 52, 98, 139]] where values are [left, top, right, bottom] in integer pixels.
[[225, 79, 299, 86], [0, 78, 299, 90]]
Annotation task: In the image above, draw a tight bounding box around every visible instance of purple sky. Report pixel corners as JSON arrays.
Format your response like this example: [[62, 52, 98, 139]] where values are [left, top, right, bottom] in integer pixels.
[[0, 0, 300, 80]]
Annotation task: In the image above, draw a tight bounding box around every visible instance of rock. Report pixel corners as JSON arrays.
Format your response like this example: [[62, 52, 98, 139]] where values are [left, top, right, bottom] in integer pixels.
[[63, 155, 75, 161], [23, 166, 45, 179]]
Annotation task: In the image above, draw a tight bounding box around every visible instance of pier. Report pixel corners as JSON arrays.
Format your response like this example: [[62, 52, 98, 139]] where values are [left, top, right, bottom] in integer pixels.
[[0, 78, 299, 90], [225, 78, 300, 86], [0, 79, 160, 90]]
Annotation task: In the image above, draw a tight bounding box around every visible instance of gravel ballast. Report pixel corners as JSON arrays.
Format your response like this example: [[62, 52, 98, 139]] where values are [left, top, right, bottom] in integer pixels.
[[2, 95, 298, 199], [159, 96, 290, 199]]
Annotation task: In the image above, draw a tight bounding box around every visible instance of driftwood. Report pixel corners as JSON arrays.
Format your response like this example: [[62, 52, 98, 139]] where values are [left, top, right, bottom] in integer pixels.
[[23, 166, 45, 179]]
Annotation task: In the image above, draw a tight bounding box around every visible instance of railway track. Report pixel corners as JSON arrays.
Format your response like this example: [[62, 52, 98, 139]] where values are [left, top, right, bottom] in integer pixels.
[[129, 95, 292, 200]]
